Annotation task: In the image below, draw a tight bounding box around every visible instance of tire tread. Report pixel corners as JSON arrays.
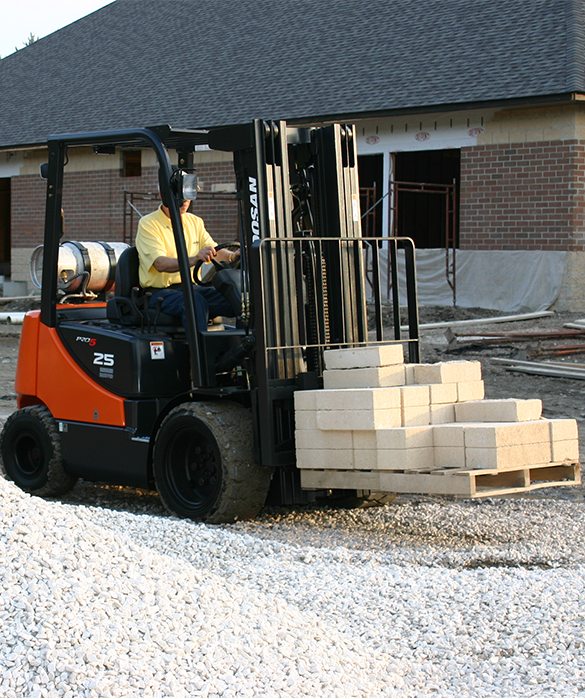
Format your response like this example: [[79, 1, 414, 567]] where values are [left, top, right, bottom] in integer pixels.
[[0, 405, 77, 496], [154, 401, 272, 523]]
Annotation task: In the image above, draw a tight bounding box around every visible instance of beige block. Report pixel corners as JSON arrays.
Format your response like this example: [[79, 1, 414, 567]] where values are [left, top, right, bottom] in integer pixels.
[[294, 391, 318, 411], [317, 408, 401, 431], [323, 344, 404, 370], [400, 385, 430, 407], [353, 449, 378, 469], [429, 383, 458, 405], [434, 445, 466, 468], [455, 399, 542, 423], [404, 364, 417, 385], [456, 380, 485, 402], [352, 430, 377, 450], [301, 469, 381, 491], [295, 430, 353, 450], [433, 424, 465, 447], [464, 421, 550, 448], [414, 361, 482, 385], [296, 448, 354, 470], [377, 447, 435, 471], [294, 411, 318, 430], [376, 426, 434, 450], [376, 470, 470, 496], [551, 439, 580, 462], [315, 387, 401, 411], [548, 418, 579, 442], [10, 247, 36, 284], [323, 365, 406, 389], [430, 404, 456, 424], [465, 442, 551, 470], [402, 405, 431, 427], [354, 447, 434, 471]]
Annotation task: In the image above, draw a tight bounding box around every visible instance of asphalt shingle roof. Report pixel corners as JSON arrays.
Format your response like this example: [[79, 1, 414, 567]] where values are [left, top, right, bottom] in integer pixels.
[[0, 0, 582, 148]]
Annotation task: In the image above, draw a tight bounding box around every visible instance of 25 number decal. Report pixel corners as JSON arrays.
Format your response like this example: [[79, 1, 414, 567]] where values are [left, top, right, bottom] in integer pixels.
[[93, 352, 114, 367]]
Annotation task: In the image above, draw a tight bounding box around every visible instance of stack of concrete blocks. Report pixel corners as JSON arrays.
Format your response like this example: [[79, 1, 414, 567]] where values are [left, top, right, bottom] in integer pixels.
[[294, 345, 580, 496]]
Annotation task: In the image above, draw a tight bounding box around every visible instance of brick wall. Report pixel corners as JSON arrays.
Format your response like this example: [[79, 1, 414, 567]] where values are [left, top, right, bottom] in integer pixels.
[[459, 140, 585, 251], [11, 161, 237, 248]]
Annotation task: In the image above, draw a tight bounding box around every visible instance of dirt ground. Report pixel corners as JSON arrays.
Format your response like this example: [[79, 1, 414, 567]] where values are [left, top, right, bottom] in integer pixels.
[[415, 306, 585, 452], [1, 299, 584, 472]]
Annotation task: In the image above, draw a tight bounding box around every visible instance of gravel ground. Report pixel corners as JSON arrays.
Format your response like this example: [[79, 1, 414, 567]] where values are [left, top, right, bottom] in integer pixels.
[[2, 478, 585, 697], [1, 305, 585, 696]]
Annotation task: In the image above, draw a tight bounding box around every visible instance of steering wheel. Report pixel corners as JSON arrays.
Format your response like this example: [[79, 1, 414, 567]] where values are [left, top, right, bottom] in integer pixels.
[[192, 242, 240, 286]]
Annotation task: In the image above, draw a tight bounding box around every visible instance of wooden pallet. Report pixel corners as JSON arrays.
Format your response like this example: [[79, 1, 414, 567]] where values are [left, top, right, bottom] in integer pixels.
[[300, 460, 581, 498]]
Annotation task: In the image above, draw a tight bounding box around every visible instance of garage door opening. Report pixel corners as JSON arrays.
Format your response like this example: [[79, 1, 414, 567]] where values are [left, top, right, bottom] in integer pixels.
[[392, 149, 459, 249]]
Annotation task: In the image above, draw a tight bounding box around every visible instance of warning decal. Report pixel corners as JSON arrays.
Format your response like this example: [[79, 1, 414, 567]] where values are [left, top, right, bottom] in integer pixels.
[[150, 341, 165, 360]]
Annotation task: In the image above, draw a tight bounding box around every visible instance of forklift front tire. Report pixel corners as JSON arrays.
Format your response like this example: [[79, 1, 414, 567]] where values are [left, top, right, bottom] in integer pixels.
[[153, 401, 272, 523], [0, 406, 78, 496]]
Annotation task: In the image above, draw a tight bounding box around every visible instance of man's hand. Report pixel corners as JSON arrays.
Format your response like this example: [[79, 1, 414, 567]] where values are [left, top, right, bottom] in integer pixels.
[[226, 249, 241, 264], [195, 246, 217, 264]]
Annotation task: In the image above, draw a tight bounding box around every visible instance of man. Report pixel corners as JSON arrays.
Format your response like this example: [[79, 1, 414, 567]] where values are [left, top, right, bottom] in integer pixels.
[[135, 196, 238, 330]]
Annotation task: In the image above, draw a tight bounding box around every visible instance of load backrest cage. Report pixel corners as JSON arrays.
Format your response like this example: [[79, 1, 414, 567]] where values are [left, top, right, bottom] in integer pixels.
[[258, 235, 420, 383]]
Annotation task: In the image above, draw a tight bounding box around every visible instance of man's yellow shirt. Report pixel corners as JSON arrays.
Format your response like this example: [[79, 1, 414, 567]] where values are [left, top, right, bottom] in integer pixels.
[[135, 206, 216, 288]]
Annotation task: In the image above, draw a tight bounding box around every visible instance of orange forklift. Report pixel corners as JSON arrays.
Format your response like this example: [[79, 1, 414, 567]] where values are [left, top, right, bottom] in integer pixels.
[[0, 121, 419, 522]]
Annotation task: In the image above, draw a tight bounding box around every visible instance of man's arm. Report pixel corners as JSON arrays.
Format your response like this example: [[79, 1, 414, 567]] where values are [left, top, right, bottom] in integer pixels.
[[153, 246, 238, 273]]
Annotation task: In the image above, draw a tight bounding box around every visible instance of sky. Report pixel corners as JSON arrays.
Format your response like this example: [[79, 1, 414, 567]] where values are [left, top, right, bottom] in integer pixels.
[[0, 0, 113, 59]]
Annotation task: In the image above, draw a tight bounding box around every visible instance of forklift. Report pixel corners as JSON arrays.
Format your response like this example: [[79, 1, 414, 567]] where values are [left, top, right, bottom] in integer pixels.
[[0, 121, 419, 522]]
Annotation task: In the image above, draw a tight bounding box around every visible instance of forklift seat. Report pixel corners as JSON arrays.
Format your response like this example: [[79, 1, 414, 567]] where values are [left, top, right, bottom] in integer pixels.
[[106, 246, 181, 328]]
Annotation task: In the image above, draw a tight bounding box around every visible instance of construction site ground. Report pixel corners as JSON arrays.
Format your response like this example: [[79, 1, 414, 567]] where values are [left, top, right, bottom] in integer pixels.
[[2, 301, 585, 696]]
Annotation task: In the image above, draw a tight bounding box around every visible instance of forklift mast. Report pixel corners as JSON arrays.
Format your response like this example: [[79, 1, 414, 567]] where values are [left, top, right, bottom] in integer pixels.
[[212, 120, 419, 494]]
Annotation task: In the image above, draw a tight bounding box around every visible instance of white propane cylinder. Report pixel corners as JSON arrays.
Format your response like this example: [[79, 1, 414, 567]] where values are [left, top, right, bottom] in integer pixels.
[[30, 241, 130, 293]]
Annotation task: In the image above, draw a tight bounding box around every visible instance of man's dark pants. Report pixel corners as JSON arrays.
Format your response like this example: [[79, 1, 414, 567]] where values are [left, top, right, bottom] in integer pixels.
[[149, 285, 234, 330]]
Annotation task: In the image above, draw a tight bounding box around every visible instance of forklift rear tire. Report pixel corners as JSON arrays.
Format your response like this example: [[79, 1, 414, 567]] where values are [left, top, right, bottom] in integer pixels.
[[0, 405, 78, 496], [153, 401, 273, 523]]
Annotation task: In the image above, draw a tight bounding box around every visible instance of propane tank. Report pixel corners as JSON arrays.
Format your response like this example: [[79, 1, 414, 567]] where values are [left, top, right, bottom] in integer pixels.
[[30, 241, 130, 294]]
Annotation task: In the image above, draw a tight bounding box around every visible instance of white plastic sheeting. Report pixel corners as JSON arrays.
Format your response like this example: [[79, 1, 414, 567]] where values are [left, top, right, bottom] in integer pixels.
[[367, 248, 567, 312]]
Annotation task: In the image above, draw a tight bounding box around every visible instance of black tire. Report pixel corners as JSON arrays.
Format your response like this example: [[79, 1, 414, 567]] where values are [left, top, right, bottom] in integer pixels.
[[153, 401, 273, 523], [0, 405, 77, 496]]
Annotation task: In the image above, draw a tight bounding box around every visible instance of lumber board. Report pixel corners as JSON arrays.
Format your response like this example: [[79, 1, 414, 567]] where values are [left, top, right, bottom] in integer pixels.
[[504, 366, 585, 380], [491, 357, 585, 379], [403, 311, 553, 332]]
